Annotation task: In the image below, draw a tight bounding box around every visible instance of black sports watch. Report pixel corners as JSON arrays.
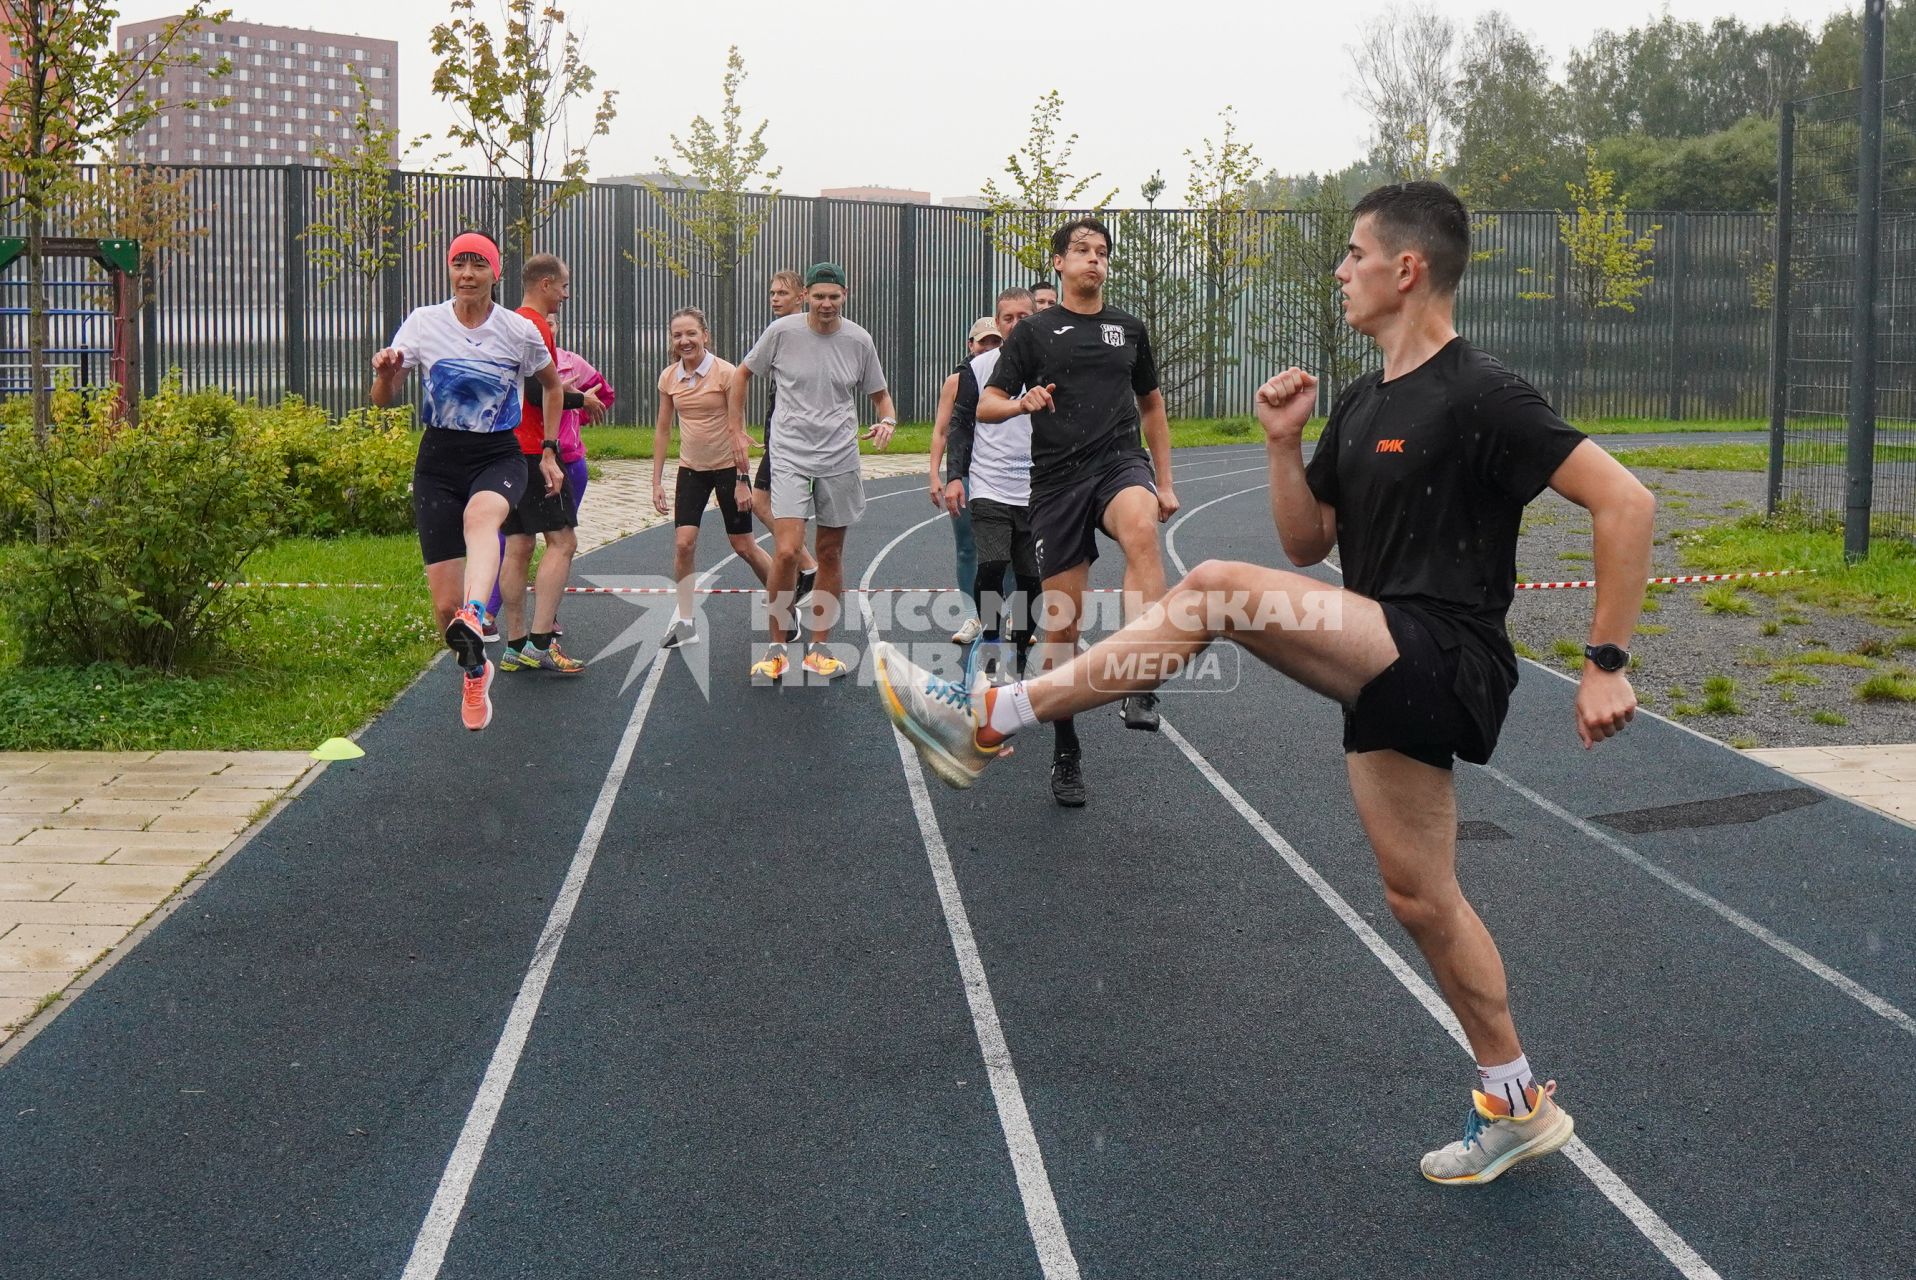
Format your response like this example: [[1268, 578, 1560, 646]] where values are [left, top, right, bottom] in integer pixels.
[[542, 439, 561, 454], [1584, 643, 1630, 672]]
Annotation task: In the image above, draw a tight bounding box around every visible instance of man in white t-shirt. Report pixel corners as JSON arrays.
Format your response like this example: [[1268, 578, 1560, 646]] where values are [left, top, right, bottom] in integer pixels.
[[727, 262, 897, 683], [371, 230, 564, 731], [944, 287, 1039, 677]]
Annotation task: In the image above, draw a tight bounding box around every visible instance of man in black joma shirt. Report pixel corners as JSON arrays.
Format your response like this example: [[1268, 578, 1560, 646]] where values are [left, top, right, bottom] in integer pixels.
[[875, 182, 1656, 1184], [978, 216, 1179, 806]]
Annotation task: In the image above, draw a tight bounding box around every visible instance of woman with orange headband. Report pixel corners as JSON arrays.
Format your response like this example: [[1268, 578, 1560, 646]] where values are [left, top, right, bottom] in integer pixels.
[[370, 230, 566, 732]]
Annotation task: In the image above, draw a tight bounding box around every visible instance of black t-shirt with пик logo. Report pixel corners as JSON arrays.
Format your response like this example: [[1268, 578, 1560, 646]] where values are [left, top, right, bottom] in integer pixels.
[[1304, 336, 1586, 684], [986, 303, 1158, 497]]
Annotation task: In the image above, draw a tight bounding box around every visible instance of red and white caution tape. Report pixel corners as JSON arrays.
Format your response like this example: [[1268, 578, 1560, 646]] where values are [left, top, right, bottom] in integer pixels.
[[212, 569, 1813, 595], [1513, 570, 1811, 591]]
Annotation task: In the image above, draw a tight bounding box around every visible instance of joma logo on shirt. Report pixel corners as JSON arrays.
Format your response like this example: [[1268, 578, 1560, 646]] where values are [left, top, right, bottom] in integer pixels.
[[1375, 438, 1406, 453]]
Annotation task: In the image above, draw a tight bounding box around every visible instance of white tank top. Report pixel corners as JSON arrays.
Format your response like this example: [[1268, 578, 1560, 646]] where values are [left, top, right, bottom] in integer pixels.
[[965, 346, 1032, 506]]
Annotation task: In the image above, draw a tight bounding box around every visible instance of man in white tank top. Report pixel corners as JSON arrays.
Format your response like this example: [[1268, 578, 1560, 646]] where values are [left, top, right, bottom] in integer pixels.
[[945, 287, 1040, 677]]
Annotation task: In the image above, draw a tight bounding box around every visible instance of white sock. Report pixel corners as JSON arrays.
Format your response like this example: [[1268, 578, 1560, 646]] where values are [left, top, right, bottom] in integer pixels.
[[1478, 1054, 1537, 1114], [987, 682, 1038, 736], [672, 611, 692, 625]]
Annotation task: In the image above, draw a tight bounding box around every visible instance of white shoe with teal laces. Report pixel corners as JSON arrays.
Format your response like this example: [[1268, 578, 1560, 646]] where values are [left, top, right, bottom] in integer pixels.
[[1421, 1081, 1574, 1185]]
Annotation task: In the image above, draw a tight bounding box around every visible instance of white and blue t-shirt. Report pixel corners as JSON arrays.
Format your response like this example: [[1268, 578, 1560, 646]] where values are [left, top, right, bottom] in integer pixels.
[[390, 301, 552, 433]]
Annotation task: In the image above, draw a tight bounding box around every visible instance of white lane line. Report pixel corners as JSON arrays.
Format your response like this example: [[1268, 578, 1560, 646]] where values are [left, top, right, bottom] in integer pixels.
[[858, 519, 1082, 1280], [1156, 722, 1721, 1280], [1159, 486, 1725, 1278], [1484, 765, 1916, 1036], [1169, 481, 1916, 1037], [400, 543, 757, 1280]]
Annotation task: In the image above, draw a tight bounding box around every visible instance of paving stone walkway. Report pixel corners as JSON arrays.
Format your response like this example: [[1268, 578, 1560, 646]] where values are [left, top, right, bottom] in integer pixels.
[[0, 751, 313, 1043]]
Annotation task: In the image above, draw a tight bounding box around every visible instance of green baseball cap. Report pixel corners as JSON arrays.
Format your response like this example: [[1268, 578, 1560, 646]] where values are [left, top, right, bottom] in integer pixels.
[[804, 261, 847, 288]]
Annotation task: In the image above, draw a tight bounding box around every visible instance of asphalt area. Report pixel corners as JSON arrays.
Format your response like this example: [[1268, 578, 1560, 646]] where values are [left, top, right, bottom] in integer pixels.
[[2, 442, 1911, 1279]]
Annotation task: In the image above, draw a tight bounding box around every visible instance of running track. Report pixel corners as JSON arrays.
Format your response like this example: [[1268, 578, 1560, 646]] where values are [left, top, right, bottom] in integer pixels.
[[1, 443, 1910, 1279]]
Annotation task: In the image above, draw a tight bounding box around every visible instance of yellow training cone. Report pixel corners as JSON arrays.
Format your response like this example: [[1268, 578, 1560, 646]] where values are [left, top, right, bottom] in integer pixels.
[[311, 737, 365, 762]]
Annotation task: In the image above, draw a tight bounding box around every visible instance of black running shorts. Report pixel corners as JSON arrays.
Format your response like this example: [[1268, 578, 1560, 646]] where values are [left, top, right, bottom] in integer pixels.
[[500, 453, 579, 538], [968, 497, 1039, 579], [753, 431, 773, 491], [1029, 453, 1156, 580], [675, 465, 754, 535], [1342, 602, 1509, 770], [412, 428, 524, 566]]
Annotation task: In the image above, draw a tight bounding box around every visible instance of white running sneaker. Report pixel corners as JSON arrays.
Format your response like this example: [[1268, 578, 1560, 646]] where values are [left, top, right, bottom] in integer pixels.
[[872, 641, 1003, 789], [1420, 1082, 1575, 1185], [951, 617, 984, 645]]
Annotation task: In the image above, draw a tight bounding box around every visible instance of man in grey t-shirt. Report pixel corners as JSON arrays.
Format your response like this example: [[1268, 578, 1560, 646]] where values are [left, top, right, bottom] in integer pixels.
[[728, 261, 898, 682]]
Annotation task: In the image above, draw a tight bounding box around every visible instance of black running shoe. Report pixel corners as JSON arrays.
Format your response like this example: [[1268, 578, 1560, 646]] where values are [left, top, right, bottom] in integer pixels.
[[796, 566, 818, 603], [1120, 692, 1161, 732], [1050, 750, 1086, 807]]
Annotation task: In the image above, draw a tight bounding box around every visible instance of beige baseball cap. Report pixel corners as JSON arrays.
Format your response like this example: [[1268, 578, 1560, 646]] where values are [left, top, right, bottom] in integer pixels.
[[968, 316, 1001, 343]]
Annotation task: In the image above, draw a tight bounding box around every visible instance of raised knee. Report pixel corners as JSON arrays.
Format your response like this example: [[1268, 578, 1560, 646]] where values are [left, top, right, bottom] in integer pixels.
[[1179, 558, 1244, 596]]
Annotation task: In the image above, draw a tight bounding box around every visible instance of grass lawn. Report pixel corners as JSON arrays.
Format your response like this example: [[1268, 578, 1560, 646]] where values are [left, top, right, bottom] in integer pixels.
[[0, 535, 441, 751], [578, 416, 1285, 460], [580, 414, 1759, 462], [1613, 442, 1916, 471], [1678, 516, 1916, 622], [1576, 417, 1767, 434]]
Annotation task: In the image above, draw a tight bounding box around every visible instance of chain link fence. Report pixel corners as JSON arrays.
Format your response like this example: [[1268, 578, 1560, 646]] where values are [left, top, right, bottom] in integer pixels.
[[1772, 72, 1916, 540]]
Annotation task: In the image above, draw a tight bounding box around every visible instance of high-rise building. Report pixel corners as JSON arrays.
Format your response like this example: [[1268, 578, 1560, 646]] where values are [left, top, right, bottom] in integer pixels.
[[819, 185, 931, 205], [114, 17, 398, 166]]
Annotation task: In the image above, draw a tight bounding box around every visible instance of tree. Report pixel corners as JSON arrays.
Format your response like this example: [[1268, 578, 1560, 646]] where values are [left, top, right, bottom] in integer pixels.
[[429, 0, 618, 258], [1256, 178, 1370, 409], [634, 45, 780, 364], [1566, 15, 1814, 146], [1803, 0, 1916, 98], [979, 90, 1116, 277], [1450, 12, 1572, 208], [1596, 116, 1779, 212], [0, 1, 227, 454], [300, 68, 442, 360], [1107, 172, 1204, 411], [1183, 107, 1265, 417], [306, 69, 439, 283], [73, 165, 207, 275], [1558, 151, 1659, 312], [1347, 4, 1457, 180]]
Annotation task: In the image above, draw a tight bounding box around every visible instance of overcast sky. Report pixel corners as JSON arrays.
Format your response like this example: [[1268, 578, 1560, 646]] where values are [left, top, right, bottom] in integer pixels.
[[120, 0, 1863, 202]]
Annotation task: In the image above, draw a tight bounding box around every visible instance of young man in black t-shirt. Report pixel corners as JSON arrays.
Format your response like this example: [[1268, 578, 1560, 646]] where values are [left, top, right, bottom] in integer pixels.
[[875, 182, 1656, 1184], [976, 216, 1179, 806]]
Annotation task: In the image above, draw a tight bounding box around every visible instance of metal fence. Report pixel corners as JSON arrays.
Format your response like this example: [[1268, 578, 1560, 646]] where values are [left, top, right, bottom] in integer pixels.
[[1772, 68, 1916, 542], [3, 164, 1778, 427]]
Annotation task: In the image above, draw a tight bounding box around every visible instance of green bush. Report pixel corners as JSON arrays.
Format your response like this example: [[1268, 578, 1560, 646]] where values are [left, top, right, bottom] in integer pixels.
[[257, 396, 416, 537], [0, 383, 284, 670]]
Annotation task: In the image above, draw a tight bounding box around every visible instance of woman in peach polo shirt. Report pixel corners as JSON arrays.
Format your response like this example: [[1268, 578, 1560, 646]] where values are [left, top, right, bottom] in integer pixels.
[[653, 307, 776, 648]]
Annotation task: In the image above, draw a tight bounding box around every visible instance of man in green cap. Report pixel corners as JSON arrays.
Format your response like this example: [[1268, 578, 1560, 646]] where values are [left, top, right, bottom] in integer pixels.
[[728, 261, 898, 682]]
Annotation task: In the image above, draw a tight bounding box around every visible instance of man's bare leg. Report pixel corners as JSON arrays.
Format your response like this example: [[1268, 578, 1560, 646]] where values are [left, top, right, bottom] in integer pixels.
[[1101, 486, 1169, 617], [1346, 750, 1523, 1067], [763, 516, 808, 648], [531, 526, 576, 634], [805, 525, 848, 645], [1020, 560, 1398, 725], [755, 487, 816, 574], [498, 532, 535, 640]]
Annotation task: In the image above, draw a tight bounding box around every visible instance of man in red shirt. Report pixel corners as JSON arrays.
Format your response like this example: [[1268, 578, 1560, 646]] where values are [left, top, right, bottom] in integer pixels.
[[497, 253, 587, 674]]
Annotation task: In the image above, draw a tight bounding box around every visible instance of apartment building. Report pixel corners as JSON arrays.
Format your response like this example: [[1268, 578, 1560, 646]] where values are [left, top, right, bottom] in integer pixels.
[[115, 16, 398, 165]]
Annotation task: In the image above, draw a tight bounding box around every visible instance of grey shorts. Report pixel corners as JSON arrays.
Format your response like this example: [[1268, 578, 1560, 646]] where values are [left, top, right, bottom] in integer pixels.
[[769, 467, 866, 527]]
